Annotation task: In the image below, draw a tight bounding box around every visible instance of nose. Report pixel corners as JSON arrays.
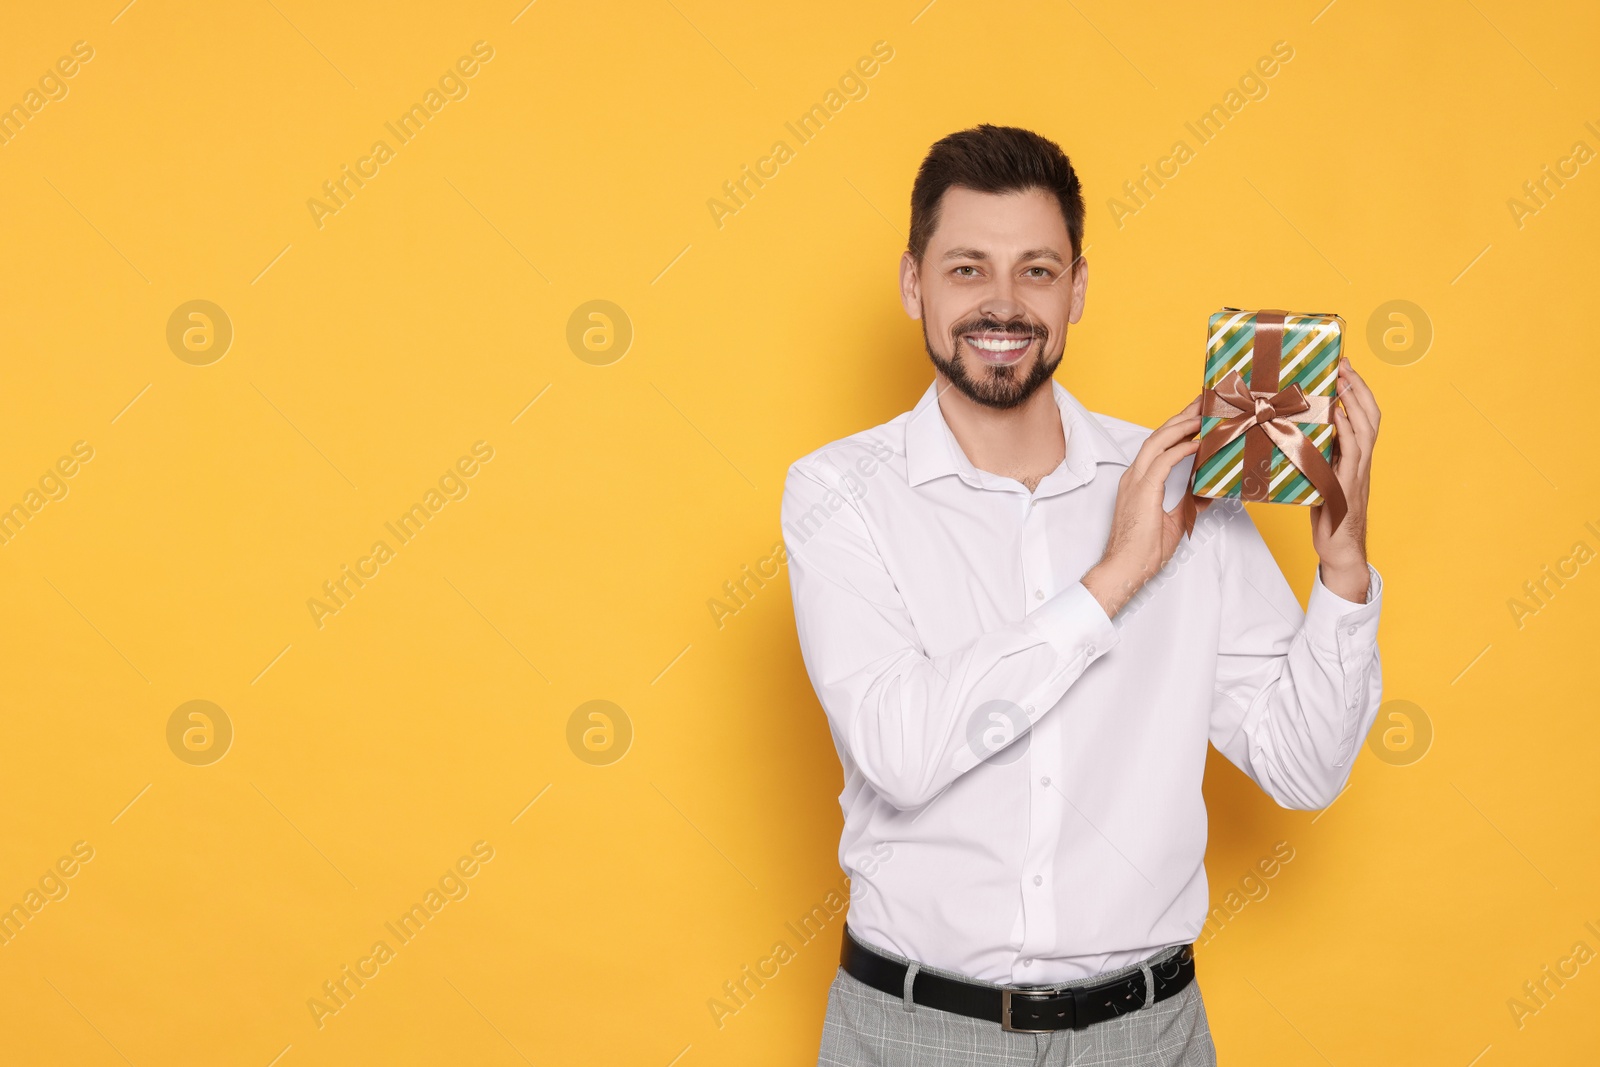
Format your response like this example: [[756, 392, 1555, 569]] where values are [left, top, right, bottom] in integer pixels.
[[978, 273, 1025, 326]]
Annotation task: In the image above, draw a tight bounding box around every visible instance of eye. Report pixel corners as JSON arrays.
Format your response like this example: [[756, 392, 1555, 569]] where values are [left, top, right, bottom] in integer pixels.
[[1026, 267, 1053, 279], [953, 265, 979, 277]]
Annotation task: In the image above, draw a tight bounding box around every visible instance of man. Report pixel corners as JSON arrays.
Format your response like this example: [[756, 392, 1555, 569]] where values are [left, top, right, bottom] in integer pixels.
[[780, 124, 1383, 1065]]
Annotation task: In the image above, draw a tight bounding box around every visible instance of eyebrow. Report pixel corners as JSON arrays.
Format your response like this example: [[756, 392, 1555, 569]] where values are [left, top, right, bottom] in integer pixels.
[[941, 246, 1065, 264]]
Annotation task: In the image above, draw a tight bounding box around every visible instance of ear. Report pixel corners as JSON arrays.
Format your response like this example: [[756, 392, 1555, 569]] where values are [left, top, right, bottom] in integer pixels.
[[1067, 256, 1089, 325], [899, 250, 922, 320]]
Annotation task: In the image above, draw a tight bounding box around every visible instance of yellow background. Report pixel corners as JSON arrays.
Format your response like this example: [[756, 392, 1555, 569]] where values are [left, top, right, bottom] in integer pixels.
[[1, 0, 1597, 1063]]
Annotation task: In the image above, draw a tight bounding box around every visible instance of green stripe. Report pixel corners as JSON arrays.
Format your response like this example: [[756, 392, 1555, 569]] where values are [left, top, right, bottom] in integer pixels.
[[1205, 325, 1254, 380]]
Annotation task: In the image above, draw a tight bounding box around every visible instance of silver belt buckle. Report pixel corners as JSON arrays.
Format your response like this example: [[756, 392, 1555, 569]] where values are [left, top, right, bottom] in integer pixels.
[[1000, 986, 1070, 1033]]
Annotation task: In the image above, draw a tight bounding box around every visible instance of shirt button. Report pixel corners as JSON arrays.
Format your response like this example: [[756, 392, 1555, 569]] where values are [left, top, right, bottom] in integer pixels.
[[1040, 776, 1051, 787], [1347, 626, 1357, 635], [1086, 644, 1095, 656], [1022, 959, 1033, 967], [1033, 875, 1043, 886], [1035, 589, 1044, 600]]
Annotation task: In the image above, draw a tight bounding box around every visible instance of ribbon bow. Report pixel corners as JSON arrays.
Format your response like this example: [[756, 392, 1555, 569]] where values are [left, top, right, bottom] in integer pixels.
[[1178, 336, 1347, 539]]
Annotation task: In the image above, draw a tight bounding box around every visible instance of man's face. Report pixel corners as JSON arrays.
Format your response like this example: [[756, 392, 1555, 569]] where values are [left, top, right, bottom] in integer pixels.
[[900, 185, 1087, 409]]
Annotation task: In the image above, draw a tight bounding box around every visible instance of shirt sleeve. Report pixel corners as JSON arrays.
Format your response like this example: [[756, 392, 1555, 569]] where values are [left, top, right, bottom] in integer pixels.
[[1206, 502, 1384, 810], [782, 457, 1118, 811]]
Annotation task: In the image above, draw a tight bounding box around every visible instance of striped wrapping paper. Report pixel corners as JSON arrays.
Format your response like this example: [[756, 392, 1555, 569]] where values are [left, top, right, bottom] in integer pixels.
[[1191, 307, 1344, 508]]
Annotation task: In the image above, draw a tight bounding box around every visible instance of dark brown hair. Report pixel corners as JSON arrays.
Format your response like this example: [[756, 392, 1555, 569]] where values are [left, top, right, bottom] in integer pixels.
[[908, 124, 1085, 267]]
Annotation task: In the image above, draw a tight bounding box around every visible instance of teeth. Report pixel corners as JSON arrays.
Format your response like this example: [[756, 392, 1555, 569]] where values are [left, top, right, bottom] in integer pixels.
[[967, 336, 1031, 353]]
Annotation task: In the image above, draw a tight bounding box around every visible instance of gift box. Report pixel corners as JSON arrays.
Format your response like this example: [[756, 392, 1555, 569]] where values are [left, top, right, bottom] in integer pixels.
[[1180, 307, 1347, 535]]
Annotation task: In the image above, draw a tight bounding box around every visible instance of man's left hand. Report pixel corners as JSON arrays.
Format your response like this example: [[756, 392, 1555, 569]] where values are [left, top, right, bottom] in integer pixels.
[[1312, 355, 1379, 601]]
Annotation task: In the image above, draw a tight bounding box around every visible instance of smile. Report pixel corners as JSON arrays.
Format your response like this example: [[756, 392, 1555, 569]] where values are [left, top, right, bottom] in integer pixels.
[[962, 333, 1035, 365]]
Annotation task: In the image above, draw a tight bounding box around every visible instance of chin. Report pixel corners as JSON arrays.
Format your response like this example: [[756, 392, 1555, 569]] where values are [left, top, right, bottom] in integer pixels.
[[952, 352, 1057, 410]]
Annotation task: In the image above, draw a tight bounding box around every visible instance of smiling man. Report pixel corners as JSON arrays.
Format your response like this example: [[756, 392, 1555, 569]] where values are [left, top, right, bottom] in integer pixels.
[[781, 124, 1384, 1065]]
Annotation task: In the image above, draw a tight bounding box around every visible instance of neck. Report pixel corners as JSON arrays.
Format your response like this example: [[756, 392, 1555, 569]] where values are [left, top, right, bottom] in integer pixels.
[[934, 372, 1066, 490]]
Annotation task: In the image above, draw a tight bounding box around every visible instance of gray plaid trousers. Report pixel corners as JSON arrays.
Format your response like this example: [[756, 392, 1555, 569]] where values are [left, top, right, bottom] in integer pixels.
[[817, 936, 1218, 1066]]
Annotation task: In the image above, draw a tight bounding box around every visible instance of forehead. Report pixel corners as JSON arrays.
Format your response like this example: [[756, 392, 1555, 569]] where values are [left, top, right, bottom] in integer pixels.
[[927, 185, 1070, 255]]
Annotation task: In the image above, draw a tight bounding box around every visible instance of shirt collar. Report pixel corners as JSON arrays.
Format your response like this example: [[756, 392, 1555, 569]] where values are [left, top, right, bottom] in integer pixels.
[[904, 377, 1132, 492]]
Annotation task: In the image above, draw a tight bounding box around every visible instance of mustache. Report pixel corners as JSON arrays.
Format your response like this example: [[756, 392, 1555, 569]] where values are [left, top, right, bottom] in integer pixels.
[[952, 319, 1048, 340]]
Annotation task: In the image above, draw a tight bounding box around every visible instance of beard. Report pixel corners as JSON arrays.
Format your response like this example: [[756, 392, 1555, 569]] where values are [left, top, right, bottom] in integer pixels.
[[921, 305, 1062, 411]]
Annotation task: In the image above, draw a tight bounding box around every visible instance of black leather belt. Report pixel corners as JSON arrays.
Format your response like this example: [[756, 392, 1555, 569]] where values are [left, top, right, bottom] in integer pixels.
[[840, 924, 1196, 1033]]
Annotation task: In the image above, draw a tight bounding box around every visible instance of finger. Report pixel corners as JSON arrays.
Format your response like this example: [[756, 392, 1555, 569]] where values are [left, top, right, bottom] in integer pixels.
[[1155, 395, 1203, 432], [1338, 367, 1379, 433], [1332, 403, 1364, 476], [1141, 437, 1201, 488], [1128, 394, 1206, 479], [1333, 402, 1361, 457], [1337, 358, 1381, 429], [1336, 380, 1377, 457], [1131, 413, 1203, 477]]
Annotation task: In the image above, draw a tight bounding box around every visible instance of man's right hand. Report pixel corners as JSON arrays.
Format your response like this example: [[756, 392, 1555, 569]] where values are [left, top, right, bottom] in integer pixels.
[[1081, 398, 1209, 620]]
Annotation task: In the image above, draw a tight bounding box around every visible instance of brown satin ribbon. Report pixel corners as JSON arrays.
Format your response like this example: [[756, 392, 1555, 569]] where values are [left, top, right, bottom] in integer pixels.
[[1178, 310, 1347, 538]]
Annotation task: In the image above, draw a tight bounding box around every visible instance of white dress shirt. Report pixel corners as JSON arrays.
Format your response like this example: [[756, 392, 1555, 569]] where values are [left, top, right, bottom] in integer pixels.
[[780, 377, 1383, 986]]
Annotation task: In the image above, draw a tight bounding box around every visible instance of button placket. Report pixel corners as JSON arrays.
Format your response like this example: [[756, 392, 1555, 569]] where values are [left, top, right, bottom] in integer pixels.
[[1017, 701, 1065, 978], [1022, 491, 1061, 616], [1016, 485, 1063, 981]]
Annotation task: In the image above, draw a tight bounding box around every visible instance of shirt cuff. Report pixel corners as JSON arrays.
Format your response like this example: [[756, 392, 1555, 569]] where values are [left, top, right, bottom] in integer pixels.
[[1305, 562, 1383, 658], [1027, 581, 1120, 667]]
